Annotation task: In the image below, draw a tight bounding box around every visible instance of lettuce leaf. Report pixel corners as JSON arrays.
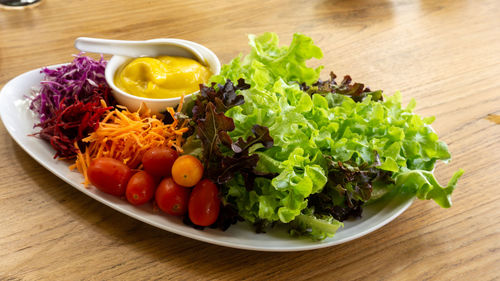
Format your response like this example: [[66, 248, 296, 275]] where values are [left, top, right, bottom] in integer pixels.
[[289, 211, 343, 241], [394, 168, 464, 208], [211, 32, 323, 88]]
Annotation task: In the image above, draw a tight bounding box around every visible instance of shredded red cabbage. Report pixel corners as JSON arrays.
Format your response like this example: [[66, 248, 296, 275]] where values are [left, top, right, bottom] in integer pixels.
[[30, 54, 110, 123]]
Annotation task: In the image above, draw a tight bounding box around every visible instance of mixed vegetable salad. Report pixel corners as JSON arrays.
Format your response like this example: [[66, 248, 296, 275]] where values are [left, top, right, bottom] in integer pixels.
[[28, 33, 463, 240]]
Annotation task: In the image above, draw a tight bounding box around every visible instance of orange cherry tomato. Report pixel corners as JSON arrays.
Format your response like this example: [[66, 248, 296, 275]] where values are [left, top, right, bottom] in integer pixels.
[[171, 155, 203, 187]]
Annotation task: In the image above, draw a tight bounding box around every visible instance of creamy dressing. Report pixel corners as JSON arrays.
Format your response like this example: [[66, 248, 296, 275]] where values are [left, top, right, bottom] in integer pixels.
[[114, 56, 212, 99]]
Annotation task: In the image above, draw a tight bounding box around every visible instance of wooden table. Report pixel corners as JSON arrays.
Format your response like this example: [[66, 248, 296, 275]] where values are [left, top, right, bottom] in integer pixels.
[[1, 0, 499, 280]]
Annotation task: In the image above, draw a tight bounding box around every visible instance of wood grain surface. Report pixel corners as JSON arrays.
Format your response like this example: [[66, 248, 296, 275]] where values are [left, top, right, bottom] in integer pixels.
[[1, 0, 499, 280]]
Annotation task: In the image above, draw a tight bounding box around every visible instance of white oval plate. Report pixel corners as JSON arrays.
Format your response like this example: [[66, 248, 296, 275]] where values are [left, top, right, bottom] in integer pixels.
[[0, 65, 414, 252]]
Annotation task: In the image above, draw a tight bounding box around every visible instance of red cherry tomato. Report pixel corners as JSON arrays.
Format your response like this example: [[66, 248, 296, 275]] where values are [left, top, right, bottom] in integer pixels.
[[87, 157, 132, 196], [171, 155, 204, 187], [189, 179, 220, 226], [125, 171, 156, 205], [155, 177, 190, 216], [142, 147, 179, 178]]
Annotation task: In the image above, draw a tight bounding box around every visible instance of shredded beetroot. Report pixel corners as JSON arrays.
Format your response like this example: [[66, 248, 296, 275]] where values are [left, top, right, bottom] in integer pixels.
[[33, 85, 113, 159]]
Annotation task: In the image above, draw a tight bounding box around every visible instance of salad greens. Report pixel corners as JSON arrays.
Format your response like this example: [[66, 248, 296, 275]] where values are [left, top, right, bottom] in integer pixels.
[[194, 32, 463, 240]]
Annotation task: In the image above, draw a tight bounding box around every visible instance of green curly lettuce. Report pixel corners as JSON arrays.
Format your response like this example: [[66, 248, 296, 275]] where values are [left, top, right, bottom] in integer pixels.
[[211, 32, 463, 238], [289, 210, 343, 241]]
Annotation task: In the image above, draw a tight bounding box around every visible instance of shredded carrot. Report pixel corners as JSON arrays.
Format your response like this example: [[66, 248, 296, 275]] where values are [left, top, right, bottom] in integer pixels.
[[71, 100, 188, 187]]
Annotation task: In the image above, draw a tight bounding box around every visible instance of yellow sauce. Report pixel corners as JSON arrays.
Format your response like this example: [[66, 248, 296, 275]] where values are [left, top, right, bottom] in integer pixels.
[[114, 56, 212, 99]]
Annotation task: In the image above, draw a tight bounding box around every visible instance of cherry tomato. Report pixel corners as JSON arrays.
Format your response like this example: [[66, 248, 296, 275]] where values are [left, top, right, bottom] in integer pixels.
[[125, 171, 156, 205], [142, 147, 178, 178], [87, 157, 132, 196], [155, 177, 190, 216], [188, 179, 220, 226], [171, 155, 203, 187]]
